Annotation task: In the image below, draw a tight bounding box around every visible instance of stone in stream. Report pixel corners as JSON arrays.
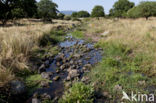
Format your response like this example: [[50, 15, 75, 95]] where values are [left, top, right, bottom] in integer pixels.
[[40, 81, 49, 87], [56, 62, 61, 66], [53, 76, 60, 81], [38, 64, 46, 74], [41, 72, 51, 79], [41, 93, 51, 100], [44, 60, 50, 68], [66, 69, 80, 81], [60, 64, 66, 70], [10, 80, 26, 95], [32, 98, 41, 103]]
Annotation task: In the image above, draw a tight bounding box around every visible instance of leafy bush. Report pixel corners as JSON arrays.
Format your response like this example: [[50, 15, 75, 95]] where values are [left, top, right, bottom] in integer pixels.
[[37, 0, 58, 21], [109, 0, 134, 17], [58, 13, 65, 20], [59, 82, 94, 103], [127, 1, 156, 19], [64, 15, 71, 20], [91, 5, 105, 17]]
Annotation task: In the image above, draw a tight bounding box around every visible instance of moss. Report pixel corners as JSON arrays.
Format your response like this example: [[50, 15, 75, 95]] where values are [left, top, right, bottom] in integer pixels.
[[25, 74, 52, 94]]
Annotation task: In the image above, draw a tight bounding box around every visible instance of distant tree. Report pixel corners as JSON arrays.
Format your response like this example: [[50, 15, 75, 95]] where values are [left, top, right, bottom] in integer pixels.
[[71, 12, 78, 18], [22, 0, 37, 17], [110, 0, 134, 17], [58, 13, 65, 20], [138, 2, 156, 20], [91, 5, 105, 17], [37, 0, 58, 21], [77, 11, 90, 18], [0, 0, 37, 25], [127, 1, 156, 20]]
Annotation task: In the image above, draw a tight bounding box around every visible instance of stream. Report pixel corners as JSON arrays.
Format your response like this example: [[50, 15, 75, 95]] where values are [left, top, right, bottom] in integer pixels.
[[30, 34, 103, 102]]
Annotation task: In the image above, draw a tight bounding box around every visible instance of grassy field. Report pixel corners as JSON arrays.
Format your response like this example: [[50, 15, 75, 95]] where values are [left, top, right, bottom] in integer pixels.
[[80, 17, 156, 102], [0, 19, 79, 87], [1, 17, 156, 102]]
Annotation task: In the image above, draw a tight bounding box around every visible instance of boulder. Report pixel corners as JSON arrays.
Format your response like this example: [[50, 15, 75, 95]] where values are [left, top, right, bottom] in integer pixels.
[[40, 81, 49, 87], [41, 72, 51, 79], [53, 76, 60, 81], [10, 80, 25, 95], [38, 64, 46, 74], [32, 98, 41, 103]]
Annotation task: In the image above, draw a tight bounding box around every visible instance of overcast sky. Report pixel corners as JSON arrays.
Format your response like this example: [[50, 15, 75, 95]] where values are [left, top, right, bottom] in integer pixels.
[[36, 0, 155, 14]]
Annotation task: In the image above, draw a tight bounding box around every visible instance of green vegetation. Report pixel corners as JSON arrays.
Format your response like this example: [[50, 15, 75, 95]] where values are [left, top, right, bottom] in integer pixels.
[[37, 0, 58, 21], [128, 1, 156, 19], [25, 74, 52, 94], [39, 30, 65, 46], [71, 30, 84, 39], [0, 0, 37, 24], [71, 11, 90, 18], [59, 82, 94, 103], [91, 5, 105, 17], [109, 0, 134, 17], [90, 40, 155, 101], [58, 13, 65, 20]]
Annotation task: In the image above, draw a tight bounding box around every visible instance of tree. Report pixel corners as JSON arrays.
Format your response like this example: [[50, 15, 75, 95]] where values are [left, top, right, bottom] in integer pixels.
[[37, 0, 58, 21], [77, 11, 90, 18], [71, 12, 78, 18], [91, 5, 105, 17], [0, 0, 37, 25], [138, 2, 156, 20], [110, 0, 134, 17], [22, 0, 37, 17], [127, 1, 156, 20], [57, 13, 65, 20]]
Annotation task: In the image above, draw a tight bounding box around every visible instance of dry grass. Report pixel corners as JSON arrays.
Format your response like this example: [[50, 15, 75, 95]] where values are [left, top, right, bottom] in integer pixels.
[[84, 17, 156, 75], [0, 19, 79, 87]]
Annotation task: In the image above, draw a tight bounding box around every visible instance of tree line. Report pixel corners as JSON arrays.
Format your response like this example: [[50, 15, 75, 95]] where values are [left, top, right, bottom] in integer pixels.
[[1, 0, 156, 25]]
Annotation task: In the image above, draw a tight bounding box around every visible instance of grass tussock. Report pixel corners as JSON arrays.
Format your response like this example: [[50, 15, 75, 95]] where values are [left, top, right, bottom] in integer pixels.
[[0, 19, 79, 87]]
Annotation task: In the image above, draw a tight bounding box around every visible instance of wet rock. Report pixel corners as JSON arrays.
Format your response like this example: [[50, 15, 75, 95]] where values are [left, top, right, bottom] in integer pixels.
[[69, 60, 74, 64], [81, 76, 89, 82], [41, 93, 51, 100], [33, 92, 39, 98], [60, 64, 66, 70], [67, 69, 79, 80], [10, 80, 25, 95], [56, 62, 61, 66], [53, 76, 60, 81], [44, 60, 50, 67], [73, 54, 81, 58], [84, 64, 92, 69], [40, 81, 49, 87], [32, 98, 41, 103], [41, 72, 51, 79], [38, 64, 46, 74]]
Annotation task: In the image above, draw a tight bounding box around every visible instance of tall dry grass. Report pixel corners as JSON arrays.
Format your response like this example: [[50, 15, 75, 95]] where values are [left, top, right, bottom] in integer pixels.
[[0, 19, 78, 87]]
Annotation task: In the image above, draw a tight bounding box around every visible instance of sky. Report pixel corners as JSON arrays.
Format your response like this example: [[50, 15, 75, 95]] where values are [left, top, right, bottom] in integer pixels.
[[36, 0, 155, 14]]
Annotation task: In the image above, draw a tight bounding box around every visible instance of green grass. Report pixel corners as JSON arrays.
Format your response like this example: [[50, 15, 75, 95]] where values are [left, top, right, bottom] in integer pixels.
[[88, 41, 155, 102], [59, 82, 94, 103], [25, 74, 52, 94], [71, 30, 84, 39], [39, 30, 65, 47]]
